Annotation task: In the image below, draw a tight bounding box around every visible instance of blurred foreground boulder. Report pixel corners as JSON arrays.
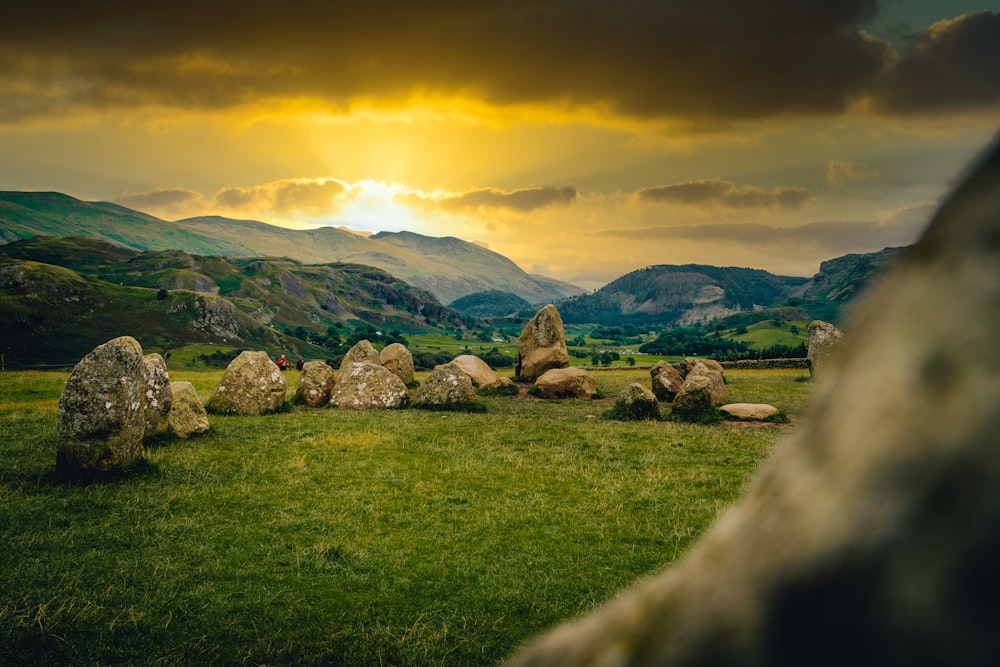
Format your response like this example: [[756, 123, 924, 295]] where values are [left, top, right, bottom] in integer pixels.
[[508, 140, 1000, 666]]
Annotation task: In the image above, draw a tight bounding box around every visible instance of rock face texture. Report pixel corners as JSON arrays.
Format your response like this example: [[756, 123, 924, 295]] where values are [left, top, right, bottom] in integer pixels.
[[719, 403, 779, 421], [206, 351, 287, 415], [677, 357, 725, 378], [451, 354, 500, 388], [167, 381, 210, 439], [329, 362, 408, 409], [613, 383, 660, 420], [380, 343, 415, 385], [670, 374, 714, 418], [807, 319, 845, 377], [688, 360, 728, 405], [533, 367, 596, 399], [650, 360, 684, 403], [339, 340, 380, 373], [506, 141, 1000, 666], [142, 353, 173, 438], [413, 362, 481, 409], [517, 304, 570, 381], [294, 360, 336, 407], [56, 336, 147, 474]]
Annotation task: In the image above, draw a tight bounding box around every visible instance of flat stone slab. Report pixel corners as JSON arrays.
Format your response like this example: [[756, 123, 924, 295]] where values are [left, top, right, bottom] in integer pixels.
[[719, 403, 778, 420]]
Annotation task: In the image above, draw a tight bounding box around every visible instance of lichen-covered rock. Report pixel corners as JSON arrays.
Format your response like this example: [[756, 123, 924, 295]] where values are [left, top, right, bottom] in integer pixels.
[[329, 362, 408, 409], [650, 360, 684, 402], [56, 336, 147, 474], [611, 383, 660, 420], [517, 304, 570, 381], [688, 360, 728, 405], [206, 350, 287, 415], [451, 354, 500, 387], [413, 362, 482, 410], [142, 353, 172, 438], [339, 339, 380, 373], [167, 381, 210, 439], [294, 360, 336, 407], [380, 343, 415, 385], [808, 319, 844, 377], [719, 403, 779, 421], [670, 374, 714, 417], [533, 367, 596, 399]]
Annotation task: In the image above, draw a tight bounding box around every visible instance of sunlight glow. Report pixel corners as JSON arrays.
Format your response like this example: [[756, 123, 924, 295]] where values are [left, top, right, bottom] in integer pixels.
[[333, 180, 423, 233]]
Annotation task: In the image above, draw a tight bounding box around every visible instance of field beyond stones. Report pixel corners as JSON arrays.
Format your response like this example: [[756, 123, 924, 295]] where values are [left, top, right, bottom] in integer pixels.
[[0, 367, 812, 666]]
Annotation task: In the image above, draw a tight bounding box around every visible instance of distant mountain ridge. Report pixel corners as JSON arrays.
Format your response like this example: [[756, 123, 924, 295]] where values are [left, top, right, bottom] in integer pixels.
[[0, 191, 584, 304]]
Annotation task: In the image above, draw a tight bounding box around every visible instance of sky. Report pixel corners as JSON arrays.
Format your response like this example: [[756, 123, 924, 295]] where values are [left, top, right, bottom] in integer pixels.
[[2, 1, 998, 290]]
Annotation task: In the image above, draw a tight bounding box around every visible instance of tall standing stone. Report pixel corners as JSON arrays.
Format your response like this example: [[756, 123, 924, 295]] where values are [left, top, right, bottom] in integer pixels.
[[517, 304, 570, 381], [339, 339, 380, 373], [807, 320, 844, 377], [206, 350, 287, 415], [142, 353, 173, 438], [57, 336, 147, 474]]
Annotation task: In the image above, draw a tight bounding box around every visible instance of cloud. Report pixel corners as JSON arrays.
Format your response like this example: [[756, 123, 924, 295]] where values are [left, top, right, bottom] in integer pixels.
[[407, 186, 577, 213], [636, 180, 814, 210], [826, 160, 880, 186], [0, 1, 899, 126], [874, 11, 1000, 114], [596, 212, 929, 257], [114, 188, 206, 217], [214, 178, 346, 216]]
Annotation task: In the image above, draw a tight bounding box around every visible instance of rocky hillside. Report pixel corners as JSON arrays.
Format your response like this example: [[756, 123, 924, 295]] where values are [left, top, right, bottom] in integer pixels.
[[0, 236, 467, 367], [0, 191, 582, 304], [556, 264, 808, 327]]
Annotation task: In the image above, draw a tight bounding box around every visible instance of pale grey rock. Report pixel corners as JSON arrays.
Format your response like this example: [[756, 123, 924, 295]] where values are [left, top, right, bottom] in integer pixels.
[[294, 360, 336, 407], [329, 362, 408, 409], [413, 361, 481, 409], [451, 354, 500, 387], [167, 381, 210, 439], [807, 320, 845, 377], [613, 383, 660, 420], [206, 350, 287, 415], [339, 339, 380, 374], [719, 403, 779, 421], [380, 343, 415, 385], [650, 360, 684, 402], [142, 353, 173, 438], [56, 336, 147, 474]]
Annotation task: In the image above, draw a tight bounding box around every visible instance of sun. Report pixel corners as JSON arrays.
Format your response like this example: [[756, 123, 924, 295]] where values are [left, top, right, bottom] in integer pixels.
[[335, 180, 421, 233]]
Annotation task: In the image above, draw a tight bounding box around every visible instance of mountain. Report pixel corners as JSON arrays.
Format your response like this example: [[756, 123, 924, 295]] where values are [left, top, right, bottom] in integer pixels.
[[0, 191, 582, 304], [789, 246, 906, 320], [556, 264, 809, 327], [0, 236, 466, 368]]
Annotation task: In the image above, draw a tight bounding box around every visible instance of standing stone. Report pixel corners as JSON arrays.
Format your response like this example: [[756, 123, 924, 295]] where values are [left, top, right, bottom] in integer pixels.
[[294, 360, 336, 407], [142, 353, 173, 438], [807, 319, 844, 377], [167, 381, 210, 439], [413, 362, 482, 410], [56, 336, 147, 474], [451, 354, 500, 387], [688, 360, 728, 405], [533, 367, 597, 399], [329, 362, 408, 409], [612, 383, 660, 420], [339, 339, 380, 373], [206, 350, 287, 415], [677, 357, 726, 379], [517, 304, 570, 381], [506, 140, 1000, 667], [650, 360, 684, 402], [380, 342, 415, 385]]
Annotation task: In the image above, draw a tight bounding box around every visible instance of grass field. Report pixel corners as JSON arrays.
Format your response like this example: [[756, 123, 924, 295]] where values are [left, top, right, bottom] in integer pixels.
[[0, 367, 812, 665]]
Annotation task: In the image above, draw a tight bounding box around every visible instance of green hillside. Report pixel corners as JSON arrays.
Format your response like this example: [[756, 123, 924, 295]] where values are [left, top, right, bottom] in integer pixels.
[[0, 192, 581, 304], [0, 236, 469, 368]]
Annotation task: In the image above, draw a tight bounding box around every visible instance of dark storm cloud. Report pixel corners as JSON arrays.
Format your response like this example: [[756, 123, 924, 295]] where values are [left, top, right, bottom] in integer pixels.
[[874, 11, 1000, 114], [408, 186, 577, 212], [3, 2, 994, 125], [637, 180, 813, 210], [597, 214, 929, 256]]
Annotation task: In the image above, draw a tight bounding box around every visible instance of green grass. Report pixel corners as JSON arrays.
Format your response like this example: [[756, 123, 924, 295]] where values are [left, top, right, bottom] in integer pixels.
[[0, 368, 811, 665], [721, 319, 810, 348]]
